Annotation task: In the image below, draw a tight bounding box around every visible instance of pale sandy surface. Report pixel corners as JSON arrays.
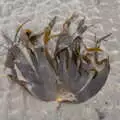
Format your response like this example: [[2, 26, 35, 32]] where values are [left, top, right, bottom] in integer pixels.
[[0, 0, 120, 120]]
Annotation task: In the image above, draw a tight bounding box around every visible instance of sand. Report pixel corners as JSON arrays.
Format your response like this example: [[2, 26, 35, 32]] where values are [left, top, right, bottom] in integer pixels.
[[0, 0, 120, 119]]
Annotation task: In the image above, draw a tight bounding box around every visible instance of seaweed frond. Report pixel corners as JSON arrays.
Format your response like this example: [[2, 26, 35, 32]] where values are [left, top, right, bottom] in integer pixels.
[[14, 19, 31, 44]]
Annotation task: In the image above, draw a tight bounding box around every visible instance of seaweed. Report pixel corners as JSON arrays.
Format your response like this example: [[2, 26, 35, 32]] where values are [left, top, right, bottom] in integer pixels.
[[3, 14, 111, 103]]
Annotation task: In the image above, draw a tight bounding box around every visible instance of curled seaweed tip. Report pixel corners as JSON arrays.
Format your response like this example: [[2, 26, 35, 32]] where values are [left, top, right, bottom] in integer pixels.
[[14, 19, 31, 44]]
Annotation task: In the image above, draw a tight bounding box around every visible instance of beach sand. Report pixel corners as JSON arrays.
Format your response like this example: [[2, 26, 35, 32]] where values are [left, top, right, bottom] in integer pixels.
[[0, 0, 120, 119]]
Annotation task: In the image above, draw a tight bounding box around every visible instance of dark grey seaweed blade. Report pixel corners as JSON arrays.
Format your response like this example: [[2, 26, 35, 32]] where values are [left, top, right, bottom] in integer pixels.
[[75, 59, 110, 103], [31, 47, 57, 100], [67, 58, 90, 93], [45, 49, 57, 74], [4, 47, 15, 68], [54, 14, 77, 56], [27, 48, 39, 72], [97, 33, 112, 47], [77, 17, 86, 32], [49, 16, 57, 29], [16, 62, 41, 83], [76, 17, 89, 35], [5, 45, 57, 101], [56, 48, 89, 93], [56, 48, 69, 82], [4, 46, 36, 95], [54, 33, 72, 54], [79, 25, 88, 35], [30, 82, 56, 101], [35, 47, 56, 73], [12, 46, 42, 84]]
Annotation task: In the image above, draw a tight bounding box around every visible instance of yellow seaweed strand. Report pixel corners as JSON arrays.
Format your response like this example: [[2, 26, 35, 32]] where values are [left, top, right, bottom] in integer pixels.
[[86, 47, 103, 52], [43, 27, 51, 45]]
